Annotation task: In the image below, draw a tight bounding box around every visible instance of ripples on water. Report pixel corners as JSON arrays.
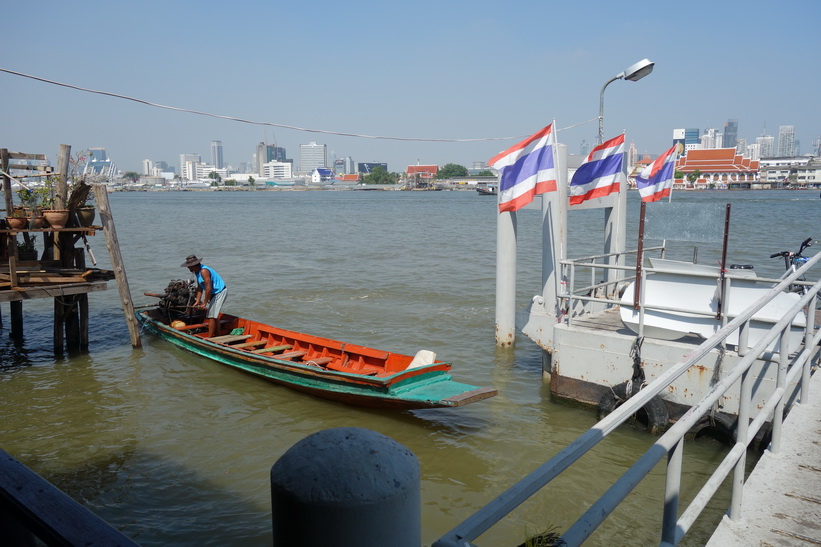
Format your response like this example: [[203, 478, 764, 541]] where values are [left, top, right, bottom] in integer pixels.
[[0, 190, 815, 545]]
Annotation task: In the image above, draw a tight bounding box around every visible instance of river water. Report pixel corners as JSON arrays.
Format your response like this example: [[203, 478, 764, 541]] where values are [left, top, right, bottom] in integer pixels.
[[1, 189, 817, 546]]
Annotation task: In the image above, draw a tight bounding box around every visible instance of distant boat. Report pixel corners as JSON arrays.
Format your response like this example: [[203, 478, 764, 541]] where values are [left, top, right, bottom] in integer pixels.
[[476, 184, 498, 196], [137, 309, 498, 410]]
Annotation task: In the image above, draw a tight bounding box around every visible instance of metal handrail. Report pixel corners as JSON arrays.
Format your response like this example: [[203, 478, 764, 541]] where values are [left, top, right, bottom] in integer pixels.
[[434, 253, 820, 546]]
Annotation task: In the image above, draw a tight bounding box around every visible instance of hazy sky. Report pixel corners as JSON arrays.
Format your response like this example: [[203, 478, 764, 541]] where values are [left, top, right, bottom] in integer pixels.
[[4, 0, 819, 173]]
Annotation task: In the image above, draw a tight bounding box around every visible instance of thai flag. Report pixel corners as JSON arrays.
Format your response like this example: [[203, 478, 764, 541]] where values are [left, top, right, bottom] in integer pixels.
[[636, 144, 680, 202], [568, 134, 625, 205], [488, 123, 557, 213]]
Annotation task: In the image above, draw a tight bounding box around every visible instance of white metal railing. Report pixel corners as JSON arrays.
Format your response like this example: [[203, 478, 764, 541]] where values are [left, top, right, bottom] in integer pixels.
[[434, 252, 820, 546]]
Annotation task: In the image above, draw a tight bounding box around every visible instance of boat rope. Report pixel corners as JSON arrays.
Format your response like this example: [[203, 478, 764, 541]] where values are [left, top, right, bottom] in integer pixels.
[[0, 67, 597, 143], [629, 336, 646, 393], [709, 346, 726, 418]]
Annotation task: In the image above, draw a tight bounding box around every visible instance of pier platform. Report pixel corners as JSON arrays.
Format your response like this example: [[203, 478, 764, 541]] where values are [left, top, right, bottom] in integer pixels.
[[707, 367, 821, 546]]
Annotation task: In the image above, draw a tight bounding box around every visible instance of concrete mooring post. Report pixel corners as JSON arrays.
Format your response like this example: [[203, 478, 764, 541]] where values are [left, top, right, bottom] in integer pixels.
[[271, 427, 420, 546]]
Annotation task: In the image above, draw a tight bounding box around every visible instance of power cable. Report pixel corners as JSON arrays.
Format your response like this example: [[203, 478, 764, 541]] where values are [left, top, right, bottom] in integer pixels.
[[0, 67, 596, 142]]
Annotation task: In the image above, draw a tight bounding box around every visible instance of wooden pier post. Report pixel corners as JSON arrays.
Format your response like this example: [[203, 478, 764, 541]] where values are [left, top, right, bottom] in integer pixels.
[[92, 184, 141, 347], [54, 144, 70, 210], [10, 301, 23, 339]]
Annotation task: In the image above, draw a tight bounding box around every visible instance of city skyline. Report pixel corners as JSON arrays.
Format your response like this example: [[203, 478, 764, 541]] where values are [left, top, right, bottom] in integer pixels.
[[143, 118, 813, 179], [2, 1, 819, 173]]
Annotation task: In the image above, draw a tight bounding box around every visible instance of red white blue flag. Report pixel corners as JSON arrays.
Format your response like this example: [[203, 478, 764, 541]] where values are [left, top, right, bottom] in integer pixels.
[[636, 144, 680, 202], [568, 134, 626, 205], [488, 123, 557, 213]]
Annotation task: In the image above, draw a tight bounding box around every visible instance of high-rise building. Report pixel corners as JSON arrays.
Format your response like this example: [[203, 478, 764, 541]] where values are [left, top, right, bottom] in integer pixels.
[[84, 148, 116, 177], [756, 136, 774, 158], [88, 148, 108, 162], [777, 125, 796, 156], [180, 153, 201, 180], [736, 138, 747, 156], [723, 119, 738, 151], [700, 128, 723, 150], [627, 141, 638, 172], [142, 159, 153, 175], [684, 128, 700, 151], [210, 140, 224, 169], [255, 142, 287, 175], [299, 142, 327, 173]]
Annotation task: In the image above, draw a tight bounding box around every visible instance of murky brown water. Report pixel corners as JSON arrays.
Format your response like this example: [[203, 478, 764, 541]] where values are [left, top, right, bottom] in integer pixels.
[[3, 189, 814, 545]]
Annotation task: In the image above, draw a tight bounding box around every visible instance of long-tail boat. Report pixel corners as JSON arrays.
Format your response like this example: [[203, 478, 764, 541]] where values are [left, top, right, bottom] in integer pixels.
[[137, 308, 497, 410]]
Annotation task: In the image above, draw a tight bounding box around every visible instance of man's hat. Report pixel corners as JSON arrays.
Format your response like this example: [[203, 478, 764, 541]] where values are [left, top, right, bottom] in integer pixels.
[[181, 255, 202, 268]]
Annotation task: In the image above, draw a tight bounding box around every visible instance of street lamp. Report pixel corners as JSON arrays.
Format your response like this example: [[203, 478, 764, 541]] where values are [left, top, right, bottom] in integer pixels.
[[598, 58, 655, 144]]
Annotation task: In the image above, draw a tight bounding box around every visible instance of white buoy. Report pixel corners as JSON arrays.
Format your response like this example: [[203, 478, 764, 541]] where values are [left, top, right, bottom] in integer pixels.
[[271, 427, 421, 546]]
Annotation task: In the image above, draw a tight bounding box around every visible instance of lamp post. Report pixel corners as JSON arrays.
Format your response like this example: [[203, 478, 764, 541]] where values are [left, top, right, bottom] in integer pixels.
[[598, 58, 654, 144], [597, 58, 654, 294]]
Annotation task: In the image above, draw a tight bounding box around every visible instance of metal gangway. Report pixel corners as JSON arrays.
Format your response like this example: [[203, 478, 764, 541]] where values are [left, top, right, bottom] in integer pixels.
[[435, 252, 821, 546]]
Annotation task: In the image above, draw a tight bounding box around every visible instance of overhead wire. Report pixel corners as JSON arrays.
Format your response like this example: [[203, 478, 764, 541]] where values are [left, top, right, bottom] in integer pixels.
[[0, 67, 596, 142]]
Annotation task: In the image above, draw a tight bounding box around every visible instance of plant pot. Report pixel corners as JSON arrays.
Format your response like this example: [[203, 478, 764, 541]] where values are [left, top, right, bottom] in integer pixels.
[[43, 209, 70, 229], [5, 217, 29, 230], [76, 207, 96, 227]]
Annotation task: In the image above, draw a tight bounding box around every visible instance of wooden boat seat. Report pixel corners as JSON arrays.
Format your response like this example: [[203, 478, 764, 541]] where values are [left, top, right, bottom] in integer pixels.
[[232, 340, 268, 349], [207, 334, 252, 344], [304, 357, 333, 367], [270, 350, 307, 360], [252, 344, 293, 354]]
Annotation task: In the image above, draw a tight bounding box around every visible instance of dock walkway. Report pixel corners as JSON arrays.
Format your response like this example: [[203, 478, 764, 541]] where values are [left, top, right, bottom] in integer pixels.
[[707, 368, 821, 546]]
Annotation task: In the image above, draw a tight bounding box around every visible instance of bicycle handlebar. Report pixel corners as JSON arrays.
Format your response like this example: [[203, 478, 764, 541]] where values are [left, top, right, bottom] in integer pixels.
[[771, 237, 814, 260]]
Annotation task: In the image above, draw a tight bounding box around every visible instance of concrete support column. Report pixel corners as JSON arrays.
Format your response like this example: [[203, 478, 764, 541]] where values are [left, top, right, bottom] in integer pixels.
[[271, 427, 420, 547], [495, 209, 517, 347]]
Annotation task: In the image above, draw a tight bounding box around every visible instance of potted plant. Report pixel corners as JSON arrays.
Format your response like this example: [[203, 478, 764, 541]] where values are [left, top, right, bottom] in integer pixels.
[[14, 188, 46, 228], [17, 235, 38, 261], [37, 176, 70, 229], [5, 207, 29, 230], [71, 182, 96, 227]]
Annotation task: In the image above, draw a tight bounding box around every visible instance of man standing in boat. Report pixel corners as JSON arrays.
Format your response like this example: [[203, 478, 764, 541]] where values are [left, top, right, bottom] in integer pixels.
[[182, 255, 227, 338]]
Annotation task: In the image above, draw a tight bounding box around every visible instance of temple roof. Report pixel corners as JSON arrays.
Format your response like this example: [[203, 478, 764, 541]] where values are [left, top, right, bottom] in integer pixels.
[[676, 148, 759, 173]]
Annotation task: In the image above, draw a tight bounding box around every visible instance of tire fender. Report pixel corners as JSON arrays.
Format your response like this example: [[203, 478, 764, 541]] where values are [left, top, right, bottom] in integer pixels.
[[597, 382, 669, 435]]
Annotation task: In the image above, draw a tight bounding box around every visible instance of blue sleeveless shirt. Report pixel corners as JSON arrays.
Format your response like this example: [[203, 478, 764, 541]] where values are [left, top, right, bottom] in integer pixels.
[[197, 265, 225, 295]]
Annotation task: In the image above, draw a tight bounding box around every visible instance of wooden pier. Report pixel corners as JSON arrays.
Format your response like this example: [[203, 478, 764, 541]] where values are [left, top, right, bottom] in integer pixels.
[[1, 146, 140, 352]]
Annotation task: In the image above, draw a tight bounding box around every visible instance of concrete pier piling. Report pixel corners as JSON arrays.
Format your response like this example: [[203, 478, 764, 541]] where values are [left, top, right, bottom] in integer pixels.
[[271, 427, 420, 546]]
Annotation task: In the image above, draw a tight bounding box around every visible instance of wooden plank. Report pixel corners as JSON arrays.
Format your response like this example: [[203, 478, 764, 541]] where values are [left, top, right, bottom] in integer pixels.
[[0, 448, 139, 546], [7, 152, 46, 160], [0, 282, 108, 303], [206, 334, 252, 344], [268, 350, 307, 360], [7, 164, 49, 172], [252, 344, 293, 354], [305, 357, 334, 367], [17, 276, 88, 284], [232, 340, 267, 349], [93, 184, 141, 348]]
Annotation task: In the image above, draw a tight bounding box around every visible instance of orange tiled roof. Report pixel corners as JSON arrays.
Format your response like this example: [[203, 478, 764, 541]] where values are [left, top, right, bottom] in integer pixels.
[[676, 148, 759, 174], [407, 165, 438, 174]]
